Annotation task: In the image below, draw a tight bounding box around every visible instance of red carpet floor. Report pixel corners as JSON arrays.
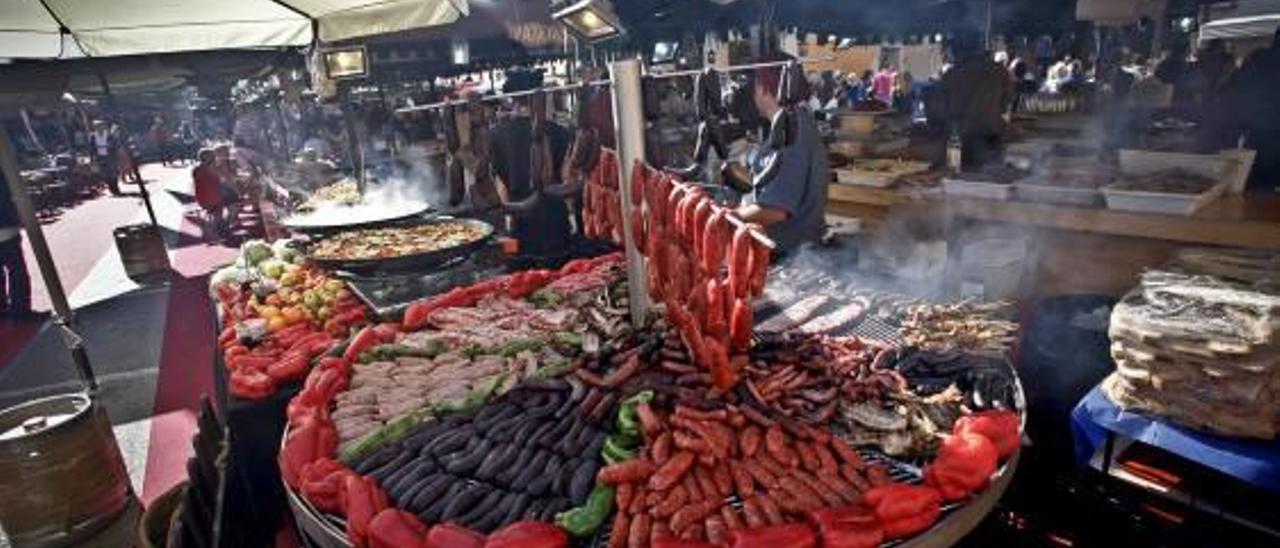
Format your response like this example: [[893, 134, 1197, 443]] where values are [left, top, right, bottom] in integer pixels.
[[141, 198, 262, 505]]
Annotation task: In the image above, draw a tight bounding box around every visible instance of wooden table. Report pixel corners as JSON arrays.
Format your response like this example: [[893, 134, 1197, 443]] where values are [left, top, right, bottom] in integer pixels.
[[827, 184, 1280, 299]]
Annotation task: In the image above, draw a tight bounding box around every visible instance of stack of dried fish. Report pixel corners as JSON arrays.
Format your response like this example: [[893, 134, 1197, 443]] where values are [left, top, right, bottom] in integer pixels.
[[894, 300, 1018, 353], [1104, 270, 1280, 439]]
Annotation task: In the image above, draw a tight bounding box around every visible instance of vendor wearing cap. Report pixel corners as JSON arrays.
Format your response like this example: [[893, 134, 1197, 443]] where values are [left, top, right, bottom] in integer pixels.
[[735, 63, 830, 255], [488, 68, 574, 258]]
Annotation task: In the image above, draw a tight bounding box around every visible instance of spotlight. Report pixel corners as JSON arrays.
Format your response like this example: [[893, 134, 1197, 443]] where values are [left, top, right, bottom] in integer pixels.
[[552, 0, 625, 42]]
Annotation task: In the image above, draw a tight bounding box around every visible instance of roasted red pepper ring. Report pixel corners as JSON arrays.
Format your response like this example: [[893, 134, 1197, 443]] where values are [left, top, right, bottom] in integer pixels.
[[368, 508, 429, 548], [808, 506, 884, 548], [425, 523, 487, 548], [728, 523, 817, 548], [483, 521, 569, 548], [298, 458, 354, 513], [924, 432, 998, 501], [953, 410, 1020, 459], [230, 367, 276, 401], [862, 484, 942, 540], [343, 475, 390, 548]]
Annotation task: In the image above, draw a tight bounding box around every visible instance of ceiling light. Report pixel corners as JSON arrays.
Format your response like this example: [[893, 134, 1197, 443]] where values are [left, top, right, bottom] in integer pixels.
[[324, 47, 368, 80], [553, 0, 625, 43]]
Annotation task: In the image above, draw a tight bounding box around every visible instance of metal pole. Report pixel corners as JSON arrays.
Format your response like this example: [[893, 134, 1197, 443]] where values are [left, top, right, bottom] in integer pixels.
[[608, 58, 650, 326], [0, 123, 97, 390]]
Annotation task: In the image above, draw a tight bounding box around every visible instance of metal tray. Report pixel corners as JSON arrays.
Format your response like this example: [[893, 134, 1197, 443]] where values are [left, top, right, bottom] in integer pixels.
[[281, 201, 434, 233], [308, 218, 495, 275]]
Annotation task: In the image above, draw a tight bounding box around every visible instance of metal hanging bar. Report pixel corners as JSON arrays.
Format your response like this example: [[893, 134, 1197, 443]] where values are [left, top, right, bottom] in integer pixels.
[[394, 56, 834, 114]]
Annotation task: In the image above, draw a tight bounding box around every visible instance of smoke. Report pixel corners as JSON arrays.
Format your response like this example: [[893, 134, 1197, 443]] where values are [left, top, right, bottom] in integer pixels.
[[282, 144, 450, 228]]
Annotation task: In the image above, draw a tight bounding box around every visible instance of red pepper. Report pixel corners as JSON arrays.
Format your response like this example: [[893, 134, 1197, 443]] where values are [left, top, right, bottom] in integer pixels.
[[286, 332, 329, 356], [343, 474, 389, 548], [728, 523, 817, 548], [862, 484, 942, 540], [279, 420, 319, 489], [299, 458, 353, 513], [559, 258, 595, 276], [402, 288, 473, 331], [953, 410, 1020, 459], [808, 506, 884, 548], [344, 326, 382, 363], [227, 354, 276, 373], [219, 326, 238, 346], [230, 368, 276, 400], [368, 508, 429, 548], [372, 322, 399, 342], [924, 432, 998, 501], [267, 351, 311, 382], [425, 523, 486, 548], [484, 521, 569, 548]]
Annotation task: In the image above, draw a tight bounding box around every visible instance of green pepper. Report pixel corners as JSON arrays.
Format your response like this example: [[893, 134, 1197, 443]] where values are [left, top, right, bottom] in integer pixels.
[[534, 356, 573, 379], [499, 338, 545, 357], [338, 408, 430, 463], [555, 484, 615, 537], [436, 373, 508, 414], [553, 331, 584, 349], [529, 289, 562, 308], [601, 435, 637, 464]]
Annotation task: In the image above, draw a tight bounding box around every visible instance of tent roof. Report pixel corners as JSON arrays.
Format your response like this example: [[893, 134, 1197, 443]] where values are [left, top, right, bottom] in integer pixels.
[[1200, 14, 1280, 41], [0, 0, 468, 59]]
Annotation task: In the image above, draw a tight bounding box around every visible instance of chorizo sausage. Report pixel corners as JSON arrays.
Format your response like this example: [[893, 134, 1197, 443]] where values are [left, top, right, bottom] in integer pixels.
[[649, 451, 695, 491], [729, 459, 755, 496], [701, 210, 728, 274], [693, 466, 719, 502], [741, 459, 780, 489], [720, 505, 745, 531], [670, 501, 719, 535], [652, 431, 674, 464], [609, 511, 631, 548], [711, 462, 734, 497], [866, 464, 891, 487], [814, 443, 839, 476], [740, 425, 762, 458], [765, 425, 799, 468], [705, 515, 729, 546], [729, 297, 753, 352], [728, 224, 752, 299], [755, 494, 786, 525], [749, 240, 769, 296], [636, 402, 663, 439], [830, 436, 865, 470], [741, 498, 766, 528], [627, 513, 651, 548], [796, 443, 821, 472], [652, 486, 688, 518], [598, 458, 655, 485]]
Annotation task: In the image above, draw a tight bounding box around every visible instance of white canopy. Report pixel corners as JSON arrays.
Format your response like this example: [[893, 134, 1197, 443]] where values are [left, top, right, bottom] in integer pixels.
[[0, 0, 469, 59], [1200, 14, 1280, 42]]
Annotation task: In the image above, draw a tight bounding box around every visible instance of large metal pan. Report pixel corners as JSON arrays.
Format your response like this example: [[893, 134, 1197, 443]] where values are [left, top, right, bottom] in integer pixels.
[[307, 217, 495, 275], [281, 200, 433, 234]]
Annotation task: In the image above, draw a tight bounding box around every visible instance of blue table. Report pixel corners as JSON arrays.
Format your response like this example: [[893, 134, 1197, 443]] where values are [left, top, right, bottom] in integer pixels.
[[1071, 385, 1280, 494]]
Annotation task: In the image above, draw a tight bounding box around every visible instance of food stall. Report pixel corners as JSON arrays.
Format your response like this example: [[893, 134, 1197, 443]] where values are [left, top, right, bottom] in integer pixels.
[[197, 48, 1031, 547]]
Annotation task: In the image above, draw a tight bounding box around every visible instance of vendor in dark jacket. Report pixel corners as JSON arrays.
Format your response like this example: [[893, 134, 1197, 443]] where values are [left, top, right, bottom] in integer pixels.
[[488, 68, 575, 258], [940, 35, 1014, 169], [0, 171, 33, 318]]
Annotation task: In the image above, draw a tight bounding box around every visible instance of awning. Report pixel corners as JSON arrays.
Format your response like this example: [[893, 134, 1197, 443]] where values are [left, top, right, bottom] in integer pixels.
[[1200, 14, 1280, 41], [0, 0, 469, 59]]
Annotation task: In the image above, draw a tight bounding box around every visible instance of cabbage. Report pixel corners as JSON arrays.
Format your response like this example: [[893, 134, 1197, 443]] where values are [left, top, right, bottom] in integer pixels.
[[241, 240, 274, 266]]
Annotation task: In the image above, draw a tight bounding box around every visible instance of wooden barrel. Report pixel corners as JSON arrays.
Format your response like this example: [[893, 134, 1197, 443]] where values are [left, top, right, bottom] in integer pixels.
[[113, 223, 170, 279], [0, 393, 134, 547]]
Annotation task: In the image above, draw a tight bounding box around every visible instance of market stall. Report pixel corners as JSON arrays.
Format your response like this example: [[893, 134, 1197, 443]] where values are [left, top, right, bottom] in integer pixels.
[[197, 104, 1032, 547]]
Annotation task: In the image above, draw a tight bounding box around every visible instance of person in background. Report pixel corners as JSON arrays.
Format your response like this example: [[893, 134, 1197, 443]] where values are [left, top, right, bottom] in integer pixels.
[[113, 124, 141, 186], [192, 149, 227, 238], [735, 63, 830, 255], [893, 71, 914, 113], [488, 67, 575, 258], [149, 116, 169, 166], [872, 64, 897, 105], [940, 34, 1014, 170], [0, 171, 33, 319], [91, 121, 122, 195]]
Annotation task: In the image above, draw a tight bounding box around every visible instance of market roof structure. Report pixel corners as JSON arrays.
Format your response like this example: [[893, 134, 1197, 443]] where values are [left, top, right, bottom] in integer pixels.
[[0, 0, 469, 59]]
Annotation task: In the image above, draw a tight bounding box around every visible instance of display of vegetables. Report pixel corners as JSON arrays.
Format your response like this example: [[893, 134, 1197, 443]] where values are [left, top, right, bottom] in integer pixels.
[[211, 238, 372, 400]]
